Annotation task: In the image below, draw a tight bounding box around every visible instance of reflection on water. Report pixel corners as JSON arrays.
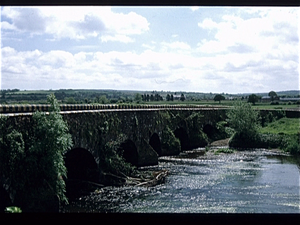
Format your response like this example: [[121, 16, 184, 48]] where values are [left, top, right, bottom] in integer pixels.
[[63, 149, 300, 213]]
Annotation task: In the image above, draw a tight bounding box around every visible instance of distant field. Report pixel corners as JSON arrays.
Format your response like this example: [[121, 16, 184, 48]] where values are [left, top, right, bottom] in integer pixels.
[[2, 89, 299, 111], [143, 101, 300, 110], [260, 117, 300, 135]]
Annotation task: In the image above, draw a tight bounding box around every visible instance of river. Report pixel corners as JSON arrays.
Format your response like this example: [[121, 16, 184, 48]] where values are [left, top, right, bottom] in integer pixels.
[[62, 148, 300, 213]]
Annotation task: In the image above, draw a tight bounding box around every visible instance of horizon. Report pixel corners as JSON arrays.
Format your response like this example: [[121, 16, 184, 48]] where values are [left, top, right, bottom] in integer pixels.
[[2, 88, 299, 96], [1, 6, 299, 93]]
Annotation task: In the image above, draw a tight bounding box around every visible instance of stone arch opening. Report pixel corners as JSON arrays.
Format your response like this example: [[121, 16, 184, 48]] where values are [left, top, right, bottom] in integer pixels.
[[149, 133, 162, 156], [203, 124, 214, 138], [174, 127, 189, 151], [119, 140, 138, 166], [64, 148, 98, 183]]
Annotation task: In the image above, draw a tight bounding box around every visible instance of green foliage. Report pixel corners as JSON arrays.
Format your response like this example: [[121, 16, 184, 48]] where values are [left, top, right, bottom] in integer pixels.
[[214, 121, 233, 140], [5, 206, 22, 213], [180, 93, 185, 101], [0, 117, 25, 204], [100, 134, 135, 184], [214, 148, 234, 155], [185, 112, 209, 147], [227, 101, 261, 148], [268, 90, 278, 101], [227, 101, 261, 138], [64, 97, 77, 104], [282, 136, 300, 155], [29, 94, 73, 204], [214, 94, 225, 103], [260, 117, 298, 135], [161, 126, 181, 155], [248, 94, 259, 105], [134, 93, 143, 103], [0, 94, 73, 211]]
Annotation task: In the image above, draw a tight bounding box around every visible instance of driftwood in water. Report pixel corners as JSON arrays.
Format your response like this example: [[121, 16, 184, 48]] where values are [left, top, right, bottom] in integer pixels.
[[105, 170, 169, 187], [126, 170, 169, 187], [103, 169, 169, 187]]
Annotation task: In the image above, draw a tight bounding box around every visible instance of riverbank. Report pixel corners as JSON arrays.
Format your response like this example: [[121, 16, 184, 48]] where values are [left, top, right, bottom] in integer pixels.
[[62, 145, 300, 213]]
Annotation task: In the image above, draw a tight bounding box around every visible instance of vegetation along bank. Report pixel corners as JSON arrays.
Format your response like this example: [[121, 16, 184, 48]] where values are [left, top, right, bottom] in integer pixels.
[[0, 94, 299, 212]]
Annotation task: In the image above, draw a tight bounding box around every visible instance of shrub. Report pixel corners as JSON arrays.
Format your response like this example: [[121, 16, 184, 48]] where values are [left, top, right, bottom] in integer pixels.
[[161, 126, 181, 156], [99, 134, 135, 185], [0, 94, 73, 212], [280, 135, 300, 155], [227, 101, 261, 148], [284, 140, 300, 155]]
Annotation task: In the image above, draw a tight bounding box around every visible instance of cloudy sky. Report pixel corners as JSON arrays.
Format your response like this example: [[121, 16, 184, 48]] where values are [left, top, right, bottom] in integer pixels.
[[1, 6, 299, 94]]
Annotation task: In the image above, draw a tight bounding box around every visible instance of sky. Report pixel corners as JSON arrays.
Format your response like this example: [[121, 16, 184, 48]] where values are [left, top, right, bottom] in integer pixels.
[[1, 6, 299, 94]]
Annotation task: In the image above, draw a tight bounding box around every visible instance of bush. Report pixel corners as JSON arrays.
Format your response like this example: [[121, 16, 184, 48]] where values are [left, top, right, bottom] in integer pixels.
[[99, 134, 135, 185], [227, 101, 261, 148], [161, 127, 181, 156], [284, 139, 300, 155], [0, 94, 73, 212], [280, 135, 300, 155]]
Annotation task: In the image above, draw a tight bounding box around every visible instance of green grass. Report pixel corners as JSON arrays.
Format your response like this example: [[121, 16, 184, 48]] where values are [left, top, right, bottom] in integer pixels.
[[260, 117, 300, 135], [213, 148, 235, 155]]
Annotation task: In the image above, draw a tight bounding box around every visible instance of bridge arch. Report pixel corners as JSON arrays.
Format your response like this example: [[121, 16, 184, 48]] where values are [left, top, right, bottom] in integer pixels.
[[119, 139, 139, 166], [203, 124, 215, 138], [149, 133, 162, 156], [64, 148, 98, 183], [174, 127, 189, 151]]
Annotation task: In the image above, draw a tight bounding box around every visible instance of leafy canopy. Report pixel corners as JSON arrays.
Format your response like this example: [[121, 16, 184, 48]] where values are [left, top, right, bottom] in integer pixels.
[[0, 94, 73, 211], [226, 101, 261, 139]]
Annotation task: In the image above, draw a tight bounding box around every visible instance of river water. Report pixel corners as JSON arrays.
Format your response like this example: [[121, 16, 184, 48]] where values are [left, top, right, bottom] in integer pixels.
[[63, 149, 300, 213]]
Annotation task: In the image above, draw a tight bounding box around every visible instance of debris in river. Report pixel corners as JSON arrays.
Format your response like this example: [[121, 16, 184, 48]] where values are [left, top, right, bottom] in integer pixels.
[[104, 169, 169, 187]]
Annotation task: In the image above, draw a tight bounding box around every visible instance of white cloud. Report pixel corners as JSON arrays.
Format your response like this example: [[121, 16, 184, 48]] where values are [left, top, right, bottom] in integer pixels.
[[190, 7, 200, 12], [101, 34, 134, 43], [1, 6, 149, 42], [195, 7, 299, 92], [1, 7, 299, 93]]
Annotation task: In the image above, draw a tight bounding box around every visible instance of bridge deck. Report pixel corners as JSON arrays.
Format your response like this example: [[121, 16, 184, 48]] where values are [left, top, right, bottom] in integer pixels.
[[0, 104, 299, 117]]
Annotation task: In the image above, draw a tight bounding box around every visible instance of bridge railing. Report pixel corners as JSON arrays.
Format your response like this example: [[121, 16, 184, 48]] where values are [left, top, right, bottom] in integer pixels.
[[0, 104, 230, 114]]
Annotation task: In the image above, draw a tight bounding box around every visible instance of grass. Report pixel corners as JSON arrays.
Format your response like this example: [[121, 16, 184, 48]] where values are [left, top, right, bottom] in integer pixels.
[[213, 148, 235, 155], [260, 117, 300, 135], [143, 101, 300, 110]]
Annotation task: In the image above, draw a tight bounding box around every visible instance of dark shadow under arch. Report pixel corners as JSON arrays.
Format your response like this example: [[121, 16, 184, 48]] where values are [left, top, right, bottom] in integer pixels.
[[149, 133, 162, 156], [64, 148, 98, 183], [174, 127, 189, 151], [203, 124, 214, 138], [119, 140, 138, 166]]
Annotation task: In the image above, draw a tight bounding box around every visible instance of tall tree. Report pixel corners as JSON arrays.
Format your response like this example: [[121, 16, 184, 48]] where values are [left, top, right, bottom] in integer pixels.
[[214, 94, 225, 103], [166, 94, 170, 101], [0, 94, 73, 212], [180, 93, 185, 101], [134, 93, 142, 102], [268, 91, 278, 101], [248, 94, 259, 105]]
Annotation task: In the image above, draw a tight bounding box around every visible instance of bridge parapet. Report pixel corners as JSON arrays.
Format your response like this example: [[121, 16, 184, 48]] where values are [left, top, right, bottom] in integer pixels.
[[0, 104, 229, 114]]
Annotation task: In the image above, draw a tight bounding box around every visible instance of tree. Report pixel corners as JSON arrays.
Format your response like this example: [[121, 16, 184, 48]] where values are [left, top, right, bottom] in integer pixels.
[[268, 91, 278, 101], [214, 94, 225, 103], [166, 94, 170, 101], [134, 93, 142, 103], [180, 93, 185, 101], [65, 97, 76, 104], [226, 101, 261, 148], [150, 94, 154, 101], [170, 94, 174, 101], [0, 94, 73, 212], [248, 94, 259, 105]]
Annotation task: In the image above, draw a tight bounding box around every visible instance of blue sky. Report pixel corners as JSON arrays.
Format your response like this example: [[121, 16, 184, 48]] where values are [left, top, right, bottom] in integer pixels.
[[1, 6, 299, 94]]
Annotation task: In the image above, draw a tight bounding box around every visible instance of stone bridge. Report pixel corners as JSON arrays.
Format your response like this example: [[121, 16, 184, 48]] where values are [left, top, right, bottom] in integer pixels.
[[1, 104, 299, 185]]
